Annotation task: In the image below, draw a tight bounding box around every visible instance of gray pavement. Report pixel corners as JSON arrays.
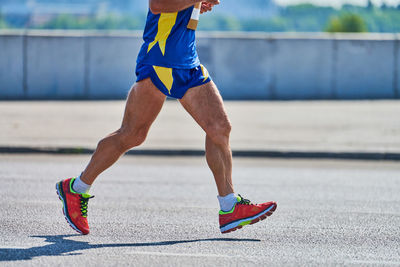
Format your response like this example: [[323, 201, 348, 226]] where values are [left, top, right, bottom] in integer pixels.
[[0, 155, 399, 266], [0, 100, 400, 157]]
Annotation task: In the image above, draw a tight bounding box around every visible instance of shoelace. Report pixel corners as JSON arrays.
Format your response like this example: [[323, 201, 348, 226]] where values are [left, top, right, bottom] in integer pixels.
[[238, 194, 252, 205], [80, 195, 94, 218]]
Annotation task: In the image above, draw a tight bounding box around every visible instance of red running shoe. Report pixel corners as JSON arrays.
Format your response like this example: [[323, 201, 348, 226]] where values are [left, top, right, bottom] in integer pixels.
[[219, 194, 277, 234], [56, 178, 94, 235]]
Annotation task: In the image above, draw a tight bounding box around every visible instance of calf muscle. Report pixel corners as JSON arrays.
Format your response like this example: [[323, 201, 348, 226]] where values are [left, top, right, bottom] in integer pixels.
[[80, 79, 166, 185]]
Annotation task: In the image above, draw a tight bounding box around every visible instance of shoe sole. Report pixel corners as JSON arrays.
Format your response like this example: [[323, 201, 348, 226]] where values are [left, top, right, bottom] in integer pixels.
[[56, 182, 85, 235], [220, 203, 277, 234]]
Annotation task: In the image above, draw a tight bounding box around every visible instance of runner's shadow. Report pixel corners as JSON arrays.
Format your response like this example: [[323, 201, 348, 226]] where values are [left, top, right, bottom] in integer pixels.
[[0, 235, 261, 261]]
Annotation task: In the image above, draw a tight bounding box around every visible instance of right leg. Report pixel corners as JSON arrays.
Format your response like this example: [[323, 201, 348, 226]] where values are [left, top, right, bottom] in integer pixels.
[[56, 78, 165, 235], [80, 78, 166, 185]]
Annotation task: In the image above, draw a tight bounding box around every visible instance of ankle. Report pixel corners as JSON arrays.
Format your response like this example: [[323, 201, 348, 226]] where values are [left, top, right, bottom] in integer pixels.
[[217, 193, 237, 212], [72, 175, 91, 194]]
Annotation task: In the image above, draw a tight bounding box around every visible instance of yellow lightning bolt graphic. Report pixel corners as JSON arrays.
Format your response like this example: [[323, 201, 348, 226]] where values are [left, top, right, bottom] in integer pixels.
[[147, 12, 178, 56], [153, 66, 173, 95], [200, 64, 209, 82]]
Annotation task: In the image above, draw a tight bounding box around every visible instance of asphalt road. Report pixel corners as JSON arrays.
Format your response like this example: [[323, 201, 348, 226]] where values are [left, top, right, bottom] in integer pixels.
[[0, 154, 399, 266]]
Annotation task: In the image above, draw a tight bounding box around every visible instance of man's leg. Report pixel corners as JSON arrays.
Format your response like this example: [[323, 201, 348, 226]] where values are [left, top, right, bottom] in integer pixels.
[[180, 81, 277, 234], [80, 78, 166, 185], [179, 81, 233, 197], [56, 78, 166, 235]]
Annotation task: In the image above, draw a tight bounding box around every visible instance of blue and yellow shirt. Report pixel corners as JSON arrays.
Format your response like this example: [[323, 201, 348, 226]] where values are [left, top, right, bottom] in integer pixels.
[[136, 6, 200, 69]]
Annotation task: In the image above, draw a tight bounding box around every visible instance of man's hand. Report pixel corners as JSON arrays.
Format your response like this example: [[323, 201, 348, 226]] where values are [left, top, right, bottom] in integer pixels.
[[204, 0, 220, 5], [201, 2, 213, 14], [201, 1, 219, 14]]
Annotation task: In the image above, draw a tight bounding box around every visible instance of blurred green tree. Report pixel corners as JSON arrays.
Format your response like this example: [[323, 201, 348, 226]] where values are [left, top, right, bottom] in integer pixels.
[[325, 13, 368, 32], [242, 17, 288, 32], [367, 0, 374, 10], [198, 15, 241, 31], [39, 14, 142, 30], [4, 3, 399, 33]]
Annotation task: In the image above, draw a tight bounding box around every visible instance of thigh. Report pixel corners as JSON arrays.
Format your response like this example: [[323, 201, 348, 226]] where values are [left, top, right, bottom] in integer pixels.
[[121, 78, 166, 130], [179, 81, 230, 132]]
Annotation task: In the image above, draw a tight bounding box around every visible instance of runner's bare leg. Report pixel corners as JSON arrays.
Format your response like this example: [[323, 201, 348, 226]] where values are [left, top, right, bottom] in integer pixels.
[[80, 78, 166, 185], [179, 81, 234, 196]]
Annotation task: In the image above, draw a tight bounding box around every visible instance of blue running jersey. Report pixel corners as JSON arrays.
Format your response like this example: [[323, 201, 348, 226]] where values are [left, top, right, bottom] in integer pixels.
[[136, 6, 200, 69]]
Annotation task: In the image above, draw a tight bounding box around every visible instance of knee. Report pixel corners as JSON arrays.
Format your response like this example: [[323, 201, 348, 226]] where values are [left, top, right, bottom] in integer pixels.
[[206, 120, 232, 146], [119, 127, 148, 150], [100, 126, 149, 152]]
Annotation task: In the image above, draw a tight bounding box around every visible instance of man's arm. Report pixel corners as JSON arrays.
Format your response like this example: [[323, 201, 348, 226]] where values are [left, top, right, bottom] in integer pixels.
[[149, 0, 219, 14]]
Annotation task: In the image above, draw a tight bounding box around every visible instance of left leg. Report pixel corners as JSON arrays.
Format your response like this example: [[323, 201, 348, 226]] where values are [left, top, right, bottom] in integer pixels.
[[179, 81, 233, 197], [180, 80, 277, 233]]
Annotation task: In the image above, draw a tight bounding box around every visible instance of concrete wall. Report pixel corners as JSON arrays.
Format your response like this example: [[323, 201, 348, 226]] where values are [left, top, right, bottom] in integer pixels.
[[0, 30, 399, 100], [335, 37, 396, 99], [0, 33, 24, 98], [271, 38, 334, 99], [26, 33, 86, 98], [87, 36, 142, 98]]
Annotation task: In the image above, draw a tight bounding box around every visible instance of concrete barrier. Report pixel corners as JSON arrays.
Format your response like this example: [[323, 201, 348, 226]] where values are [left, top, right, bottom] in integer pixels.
[[212, 37, 273, 99], [25, 32, 86, 99], [395, 34, 400, 98], [271, 38, 334, 99], [335, 36, 396, 99], [0, 33, 24, 98], [87, 35, 142, 99], [0, 30, 399, 100]]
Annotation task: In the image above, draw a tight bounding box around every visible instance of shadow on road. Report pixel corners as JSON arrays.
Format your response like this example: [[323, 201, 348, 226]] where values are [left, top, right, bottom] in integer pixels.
[[0, 235, 261, 261]]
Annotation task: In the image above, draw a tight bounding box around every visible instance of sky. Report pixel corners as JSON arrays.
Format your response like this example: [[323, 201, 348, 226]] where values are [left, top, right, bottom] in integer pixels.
[[275, 0, 400, 8]]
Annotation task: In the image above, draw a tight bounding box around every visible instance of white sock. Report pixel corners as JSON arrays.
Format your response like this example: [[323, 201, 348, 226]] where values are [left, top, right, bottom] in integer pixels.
[[217, 193, 237, 212], [72, 175, 91, 194]]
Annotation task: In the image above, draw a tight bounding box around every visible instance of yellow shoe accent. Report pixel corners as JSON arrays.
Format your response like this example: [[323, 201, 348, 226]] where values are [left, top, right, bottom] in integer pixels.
[[200, 64, 209, 82], [153, 66, 173, 95], [147, 13, 178, 56]]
